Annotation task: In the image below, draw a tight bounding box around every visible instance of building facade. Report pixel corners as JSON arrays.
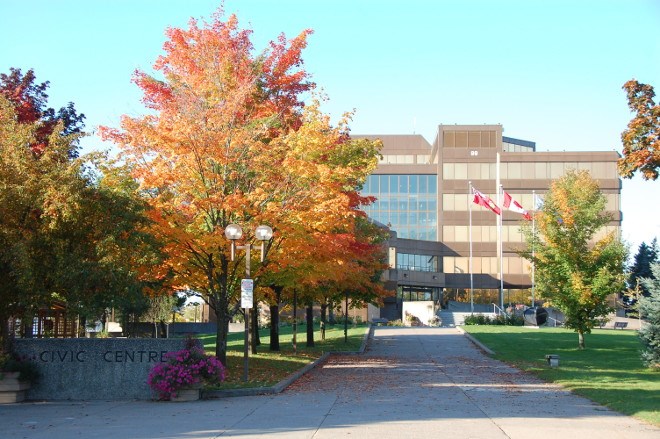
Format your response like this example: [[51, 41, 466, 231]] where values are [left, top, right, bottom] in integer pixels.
[[357, 124, 622, 320]]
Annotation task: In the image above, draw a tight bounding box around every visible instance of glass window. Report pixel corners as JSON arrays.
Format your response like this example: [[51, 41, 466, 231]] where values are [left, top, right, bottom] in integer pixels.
[[443, 164, 454, 180], [534, 162, 547, 179], [508, 162, 522, 179], [420, 175, 429, 193], [468, 163, 481, 179], [550, 162, 564, 178], [409, 175, 418, 193], [429, 175, 437, 193], [389, 175, 399, 193], [454, 163, 467, 180], [360, 174, 438, 241], [398, 175, 408, 193], [378, 175, 390, 194]]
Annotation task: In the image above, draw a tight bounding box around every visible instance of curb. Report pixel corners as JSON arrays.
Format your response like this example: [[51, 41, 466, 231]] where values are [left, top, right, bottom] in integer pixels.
[[455, 326, 495, 355], [203, 325, 372, 399]]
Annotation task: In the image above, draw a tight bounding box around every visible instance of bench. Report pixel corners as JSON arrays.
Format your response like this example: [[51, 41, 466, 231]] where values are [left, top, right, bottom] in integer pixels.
[[614, 321, 628, 329]]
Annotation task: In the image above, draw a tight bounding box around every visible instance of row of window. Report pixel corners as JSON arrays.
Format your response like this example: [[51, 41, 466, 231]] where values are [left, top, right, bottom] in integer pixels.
[[443, 288, 532, 306], [378, 155, 432, 165], [502, 142, 534, 153], [368, 197, 437, 212], [442, 161, 617, 181], [442, 224, 619, 244], [396, 286, 441, 302], [397, 253, 439, 272], [362, 174, 437, 195], [398, 286, 533, 306], [443, 225, 528, 243], [444, 256, 532, 275], [442, 193, 619, 213]]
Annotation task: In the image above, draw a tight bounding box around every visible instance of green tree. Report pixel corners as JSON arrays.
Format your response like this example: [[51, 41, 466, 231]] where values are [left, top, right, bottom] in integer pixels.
[[638, 263, 660, 368], [0, 94, 164, 349], [521, 170, 627, 349], [628, 239, 658, 296], [619, 79, 660, 180]]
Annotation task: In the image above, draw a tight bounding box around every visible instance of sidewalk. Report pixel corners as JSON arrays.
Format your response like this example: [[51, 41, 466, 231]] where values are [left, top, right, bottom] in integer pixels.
[[0, 327, 657, 438]]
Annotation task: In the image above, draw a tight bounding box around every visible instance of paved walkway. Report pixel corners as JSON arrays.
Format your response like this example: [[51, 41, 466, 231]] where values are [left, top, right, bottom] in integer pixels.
[[0, 327, 657, 438]]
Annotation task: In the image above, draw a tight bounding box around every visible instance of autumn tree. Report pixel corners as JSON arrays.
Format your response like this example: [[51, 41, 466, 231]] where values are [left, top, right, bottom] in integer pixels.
[[619, 79, 660, 180], [521, 170, 627, 349], [254, 104, 386, 350], [100, 10, 319, 364], [0, 68, 85, 157]]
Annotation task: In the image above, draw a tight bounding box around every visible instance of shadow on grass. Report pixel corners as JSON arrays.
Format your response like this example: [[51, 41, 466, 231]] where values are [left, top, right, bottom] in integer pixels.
[[192, 323, 369, 388], [463, 326, 659, 425]]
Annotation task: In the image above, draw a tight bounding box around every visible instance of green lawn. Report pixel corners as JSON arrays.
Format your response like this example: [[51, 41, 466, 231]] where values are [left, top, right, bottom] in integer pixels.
[[462, 326, 660, 426], [196, 323, 368, 389]]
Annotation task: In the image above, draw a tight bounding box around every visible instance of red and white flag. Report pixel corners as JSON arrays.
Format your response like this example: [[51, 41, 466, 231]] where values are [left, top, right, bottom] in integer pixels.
[[503, 191, 531, 220], [472, 188, 501, 215]]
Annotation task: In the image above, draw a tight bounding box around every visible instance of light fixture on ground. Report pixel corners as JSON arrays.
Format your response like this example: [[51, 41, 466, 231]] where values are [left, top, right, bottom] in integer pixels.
[[225, 223, 273, 382]]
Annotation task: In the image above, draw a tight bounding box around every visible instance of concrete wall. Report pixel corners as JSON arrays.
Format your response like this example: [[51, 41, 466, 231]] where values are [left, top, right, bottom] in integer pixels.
[[402, 301, 436, 326], [13, 338, 187, 400]]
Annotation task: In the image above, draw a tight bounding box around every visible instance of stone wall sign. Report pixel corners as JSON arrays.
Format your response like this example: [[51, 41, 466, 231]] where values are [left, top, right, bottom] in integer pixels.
[[13, 338, 187, 400]]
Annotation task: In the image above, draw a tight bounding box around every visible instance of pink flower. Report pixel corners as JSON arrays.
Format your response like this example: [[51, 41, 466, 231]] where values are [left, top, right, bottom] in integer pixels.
[[147, 340, 226, 400]]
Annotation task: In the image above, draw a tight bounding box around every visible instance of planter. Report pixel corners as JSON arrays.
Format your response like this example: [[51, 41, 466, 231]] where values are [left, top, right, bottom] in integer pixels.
[[0, 372, 31, 403], [170, 382, 202, 402]]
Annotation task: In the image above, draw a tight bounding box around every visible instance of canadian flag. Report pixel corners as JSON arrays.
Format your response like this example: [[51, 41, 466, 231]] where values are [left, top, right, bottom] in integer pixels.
[[472, 188, 501, 215], [503, 191, 531, 220]]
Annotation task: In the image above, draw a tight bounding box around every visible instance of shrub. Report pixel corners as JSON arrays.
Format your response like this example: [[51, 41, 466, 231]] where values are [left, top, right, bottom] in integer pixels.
[[463, 313, 523, 326], [0, 351, 40, 383], [147, 337, 226, 400]]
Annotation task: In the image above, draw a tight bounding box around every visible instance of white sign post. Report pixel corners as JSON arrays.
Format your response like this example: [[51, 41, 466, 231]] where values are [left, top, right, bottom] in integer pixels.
[[241, 279, 254, 309]]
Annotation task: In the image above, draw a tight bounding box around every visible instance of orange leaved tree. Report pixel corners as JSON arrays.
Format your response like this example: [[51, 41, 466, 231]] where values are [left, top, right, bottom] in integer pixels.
[[100, 10, 315, 363]]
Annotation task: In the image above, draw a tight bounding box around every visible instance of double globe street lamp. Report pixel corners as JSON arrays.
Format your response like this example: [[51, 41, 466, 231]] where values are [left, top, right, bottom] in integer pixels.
[[224, 223, 273, 381]]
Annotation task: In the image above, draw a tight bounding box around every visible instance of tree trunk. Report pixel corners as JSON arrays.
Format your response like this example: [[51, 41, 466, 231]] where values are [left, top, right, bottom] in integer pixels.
[[269, 303, 280, 351], [329, 301, 335, 324], [578, 330, 585, 350], [0, 310, 11, 354], [215, 308, 230, 366], [269, 286, 282, 351], [306, 304, 314, 347], [250, 307, 259, 354], [292, 289, 297, 354], [320, 302, 328, 341]]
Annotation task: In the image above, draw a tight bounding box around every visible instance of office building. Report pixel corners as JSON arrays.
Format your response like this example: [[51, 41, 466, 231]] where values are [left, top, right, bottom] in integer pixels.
[[357, 124, 621, 321]]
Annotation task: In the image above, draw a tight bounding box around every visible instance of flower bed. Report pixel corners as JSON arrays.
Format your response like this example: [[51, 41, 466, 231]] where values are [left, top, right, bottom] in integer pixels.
[[147, 338, 225, 400]]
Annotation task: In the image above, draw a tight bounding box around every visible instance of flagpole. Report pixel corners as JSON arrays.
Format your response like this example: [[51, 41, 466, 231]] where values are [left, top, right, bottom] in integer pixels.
[[469, 181, 474, 314], [531, 190, 536, 308], [496, 153, 503, 310], [499, 183, 504, 311]]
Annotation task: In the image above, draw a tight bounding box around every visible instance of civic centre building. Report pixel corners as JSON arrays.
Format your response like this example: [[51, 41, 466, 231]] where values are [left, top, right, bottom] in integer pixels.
[[356, 124, 622, 322]]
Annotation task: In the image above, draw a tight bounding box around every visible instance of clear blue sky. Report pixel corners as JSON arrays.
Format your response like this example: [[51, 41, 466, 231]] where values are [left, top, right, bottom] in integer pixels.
[[1, 0, 658, 254]]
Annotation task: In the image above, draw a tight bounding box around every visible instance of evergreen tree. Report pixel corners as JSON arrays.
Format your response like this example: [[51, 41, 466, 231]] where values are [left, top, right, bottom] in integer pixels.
[[629, 238, 659, 296], [638, 263, 660, 368]]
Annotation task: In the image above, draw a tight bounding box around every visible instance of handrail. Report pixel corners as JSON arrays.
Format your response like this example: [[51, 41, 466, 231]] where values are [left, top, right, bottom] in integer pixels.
[[546, 316, 562, 327], [491, 303, 508, 316]]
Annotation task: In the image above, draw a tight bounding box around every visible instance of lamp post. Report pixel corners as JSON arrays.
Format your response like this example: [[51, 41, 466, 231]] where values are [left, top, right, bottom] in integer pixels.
[[225, 223, 273, 382]]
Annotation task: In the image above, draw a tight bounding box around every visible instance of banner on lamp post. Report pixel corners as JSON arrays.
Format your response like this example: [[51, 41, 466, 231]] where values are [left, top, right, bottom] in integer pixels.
[[241, 279, 254, 308]]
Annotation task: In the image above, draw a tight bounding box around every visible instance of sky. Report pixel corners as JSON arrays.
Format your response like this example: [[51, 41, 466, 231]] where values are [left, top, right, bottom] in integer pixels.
[[1, 0, 658, 255]]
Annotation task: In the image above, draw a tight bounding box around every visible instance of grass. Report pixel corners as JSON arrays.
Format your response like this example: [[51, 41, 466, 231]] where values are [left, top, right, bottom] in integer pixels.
[[196, 323, 369, 389], [462, 326, 660, 426]]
